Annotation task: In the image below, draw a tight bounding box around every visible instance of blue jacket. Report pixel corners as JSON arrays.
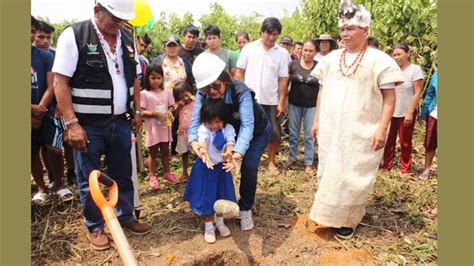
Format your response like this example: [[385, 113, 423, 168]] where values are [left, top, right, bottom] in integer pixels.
[[421, 70, 437, 120]]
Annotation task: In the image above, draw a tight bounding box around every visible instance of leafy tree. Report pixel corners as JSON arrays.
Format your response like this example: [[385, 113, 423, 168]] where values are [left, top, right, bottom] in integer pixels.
[[42, 0, 436, 79], [198, 3, 237, 49], [36, 17, 77, 48], [300, 0, 437, 77]]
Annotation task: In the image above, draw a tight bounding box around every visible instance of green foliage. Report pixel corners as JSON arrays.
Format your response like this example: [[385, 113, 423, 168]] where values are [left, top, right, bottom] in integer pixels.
[[301, 0, 437, 75], [36, 16, 77, 48], [44, 0, 437, 75], [301, 0, 340, 39]]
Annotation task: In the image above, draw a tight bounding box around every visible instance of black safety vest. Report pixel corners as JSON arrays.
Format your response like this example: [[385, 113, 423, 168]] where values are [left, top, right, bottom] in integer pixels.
[[69, 20, 137, 126]]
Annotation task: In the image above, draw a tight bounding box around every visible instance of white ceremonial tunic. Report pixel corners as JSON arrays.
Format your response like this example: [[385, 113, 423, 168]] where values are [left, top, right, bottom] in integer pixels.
[[308, 47, 404, 228]]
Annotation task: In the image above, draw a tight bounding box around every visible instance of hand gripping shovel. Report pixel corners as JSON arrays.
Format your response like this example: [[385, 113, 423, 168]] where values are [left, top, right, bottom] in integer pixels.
[[89, 170, 138, 266]]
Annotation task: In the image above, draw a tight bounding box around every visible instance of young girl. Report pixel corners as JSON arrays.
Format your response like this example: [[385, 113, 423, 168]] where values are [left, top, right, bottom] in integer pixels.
[[140, 64, 178, 190], [172, 81, 195, 181], [183, 98, 237, 244]]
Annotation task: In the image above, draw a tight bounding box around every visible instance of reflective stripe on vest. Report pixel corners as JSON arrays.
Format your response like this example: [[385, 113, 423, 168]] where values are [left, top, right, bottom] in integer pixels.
[[71, 88, 111, 98], [73, 104, 111, 114]]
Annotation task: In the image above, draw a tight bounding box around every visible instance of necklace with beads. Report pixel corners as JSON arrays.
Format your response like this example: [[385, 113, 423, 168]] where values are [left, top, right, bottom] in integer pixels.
[[92, 22, 121, 75], [339, 43, 368, 78]]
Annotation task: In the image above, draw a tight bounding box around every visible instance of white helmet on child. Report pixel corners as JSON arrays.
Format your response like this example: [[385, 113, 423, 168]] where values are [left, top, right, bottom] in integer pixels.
[[192, 52, 226, 89], [96, 0, 135, 20]]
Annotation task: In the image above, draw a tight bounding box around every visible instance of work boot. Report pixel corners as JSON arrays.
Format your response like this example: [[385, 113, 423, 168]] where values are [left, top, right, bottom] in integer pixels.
[[87, 231, 110, 251], [122, 221, 151, 236]]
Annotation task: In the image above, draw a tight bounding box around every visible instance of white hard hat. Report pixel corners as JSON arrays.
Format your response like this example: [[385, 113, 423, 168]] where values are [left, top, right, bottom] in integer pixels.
[[97, 0, 135, 20], [192, 52, 226, 89]]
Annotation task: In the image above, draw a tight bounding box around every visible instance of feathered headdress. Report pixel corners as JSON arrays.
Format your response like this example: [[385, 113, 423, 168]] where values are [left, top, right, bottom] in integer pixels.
[[338, 0, 371, 28]]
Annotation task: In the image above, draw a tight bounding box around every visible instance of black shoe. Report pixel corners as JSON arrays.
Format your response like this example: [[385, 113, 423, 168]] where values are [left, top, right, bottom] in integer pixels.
[[335, 227, 355, 239]]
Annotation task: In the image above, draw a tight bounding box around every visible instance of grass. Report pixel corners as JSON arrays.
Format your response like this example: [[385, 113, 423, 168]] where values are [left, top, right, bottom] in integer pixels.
[[31, 123, 437, 264]]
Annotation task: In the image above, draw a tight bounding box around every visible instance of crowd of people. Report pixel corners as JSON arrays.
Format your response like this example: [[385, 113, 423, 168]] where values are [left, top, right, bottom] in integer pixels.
[[31, 0, 438, 250]]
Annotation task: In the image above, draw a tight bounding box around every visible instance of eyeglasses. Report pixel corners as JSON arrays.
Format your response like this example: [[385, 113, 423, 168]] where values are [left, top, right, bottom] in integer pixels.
[[203, 82, 222, 92]]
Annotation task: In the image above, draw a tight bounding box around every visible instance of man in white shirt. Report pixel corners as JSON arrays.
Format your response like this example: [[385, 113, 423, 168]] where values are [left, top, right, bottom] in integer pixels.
[[52, 0, 150, 250], [235, 17, 291, 176]]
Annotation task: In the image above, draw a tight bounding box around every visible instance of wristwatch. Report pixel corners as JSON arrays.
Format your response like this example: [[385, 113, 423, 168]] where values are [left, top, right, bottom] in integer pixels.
[[61, 117, 79, 130]]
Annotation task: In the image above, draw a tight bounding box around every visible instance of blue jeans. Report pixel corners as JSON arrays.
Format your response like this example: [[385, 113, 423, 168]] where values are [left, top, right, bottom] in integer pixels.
[[74, 118, 135, 232], [239, 122, 271, 211], [288, 104, 316, 166]]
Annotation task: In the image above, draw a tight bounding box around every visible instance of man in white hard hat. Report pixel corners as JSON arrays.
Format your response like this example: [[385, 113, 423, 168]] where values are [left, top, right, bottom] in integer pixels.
[[308, 0, 404, 239], [52, 0, 150, 250]]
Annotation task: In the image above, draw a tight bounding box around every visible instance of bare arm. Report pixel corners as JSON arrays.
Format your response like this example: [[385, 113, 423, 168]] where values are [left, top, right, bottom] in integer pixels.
[[277, 76, 289, 117], [54, 72, 88, 152], [405, 79, 424, 125], [38, 71, 55, 110], [234, 68, 245, 81], [310, 85, 323, 140], [371, 89, 396, 150], [230, 67, 237, 78]]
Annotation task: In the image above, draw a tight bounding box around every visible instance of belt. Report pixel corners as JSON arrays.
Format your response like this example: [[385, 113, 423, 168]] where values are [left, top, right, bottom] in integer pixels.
[[112, 113, 128, 120]]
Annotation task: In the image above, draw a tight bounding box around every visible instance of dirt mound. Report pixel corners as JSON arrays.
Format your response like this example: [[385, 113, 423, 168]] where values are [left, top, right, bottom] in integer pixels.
[[320, 248, 374, 266]]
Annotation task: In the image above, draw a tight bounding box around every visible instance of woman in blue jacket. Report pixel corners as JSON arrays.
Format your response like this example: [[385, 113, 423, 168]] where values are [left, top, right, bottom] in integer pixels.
[[188, 53, 271, 231]]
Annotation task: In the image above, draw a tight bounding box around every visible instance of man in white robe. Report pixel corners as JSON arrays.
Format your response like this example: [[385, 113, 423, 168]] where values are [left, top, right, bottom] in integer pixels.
[[308, 0, 404, 239]]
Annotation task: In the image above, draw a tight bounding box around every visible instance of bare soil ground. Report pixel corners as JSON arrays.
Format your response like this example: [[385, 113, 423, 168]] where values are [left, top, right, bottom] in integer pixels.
[[31, 125, 437, 265]]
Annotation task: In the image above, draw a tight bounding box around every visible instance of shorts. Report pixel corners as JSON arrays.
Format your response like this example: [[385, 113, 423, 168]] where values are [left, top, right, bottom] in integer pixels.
[[32, 114, 63, 153], [423, 116, 437, 150], [261, 104, 282, 142]]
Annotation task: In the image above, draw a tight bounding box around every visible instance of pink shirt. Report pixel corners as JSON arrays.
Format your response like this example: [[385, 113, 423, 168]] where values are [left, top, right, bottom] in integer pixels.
[[178, 101, 195, 135], [140, 89, 175, 147]]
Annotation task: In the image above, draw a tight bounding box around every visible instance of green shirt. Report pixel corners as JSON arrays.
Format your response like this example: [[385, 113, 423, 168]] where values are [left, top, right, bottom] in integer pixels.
[[214, 48, 237, 73]]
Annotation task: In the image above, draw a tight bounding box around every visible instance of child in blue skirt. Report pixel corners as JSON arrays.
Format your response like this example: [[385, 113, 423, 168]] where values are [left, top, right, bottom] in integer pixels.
[[183, 98, 237, 243]]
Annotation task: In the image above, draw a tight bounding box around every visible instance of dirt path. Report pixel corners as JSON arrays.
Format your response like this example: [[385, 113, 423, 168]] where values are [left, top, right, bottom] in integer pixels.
[[31, 128, 437, 264]]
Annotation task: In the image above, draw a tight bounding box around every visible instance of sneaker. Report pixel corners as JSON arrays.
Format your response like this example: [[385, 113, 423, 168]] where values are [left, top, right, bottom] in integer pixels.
[[335, 227, 355, 239], [163, 172, 178, 184], [87, 231, 110, 250], [216, 223, 231, 237], [149, 175, 160, 190], [204, 225, 216, 243], [122, 221, 151, 236], [240, 210, 254, 231]]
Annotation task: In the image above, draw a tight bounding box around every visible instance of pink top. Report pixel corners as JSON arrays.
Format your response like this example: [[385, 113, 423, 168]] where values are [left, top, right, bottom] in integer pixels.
[[140, 89, 175, 147], [178, 101, 195, 136]]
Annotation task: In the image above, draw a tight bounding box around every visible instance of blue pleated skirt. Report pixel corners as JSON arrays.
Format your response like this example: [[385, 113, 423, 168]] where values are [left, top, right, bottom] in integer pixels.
[[183, 159, 237, 216]]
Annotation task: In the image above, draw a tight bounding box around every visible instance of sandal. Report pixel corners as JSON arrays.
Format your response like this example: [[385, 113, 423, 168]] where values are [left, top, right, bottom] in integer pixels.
[[268, 166, 280, 176], [56, 188, 74, 202], [149, 175, 160, 190], [419, 171, 431, 180], [32, 192, 48, 204], [305, 166, 316, 175], [164, 172, 178, 184]]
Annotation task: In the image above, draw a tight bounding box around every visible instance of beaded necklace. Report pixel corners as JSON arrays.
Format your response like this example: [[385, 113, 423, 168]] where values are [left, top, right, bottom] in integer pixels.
[[92, 21, 121, 75], [339, 43, 368, 78]]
